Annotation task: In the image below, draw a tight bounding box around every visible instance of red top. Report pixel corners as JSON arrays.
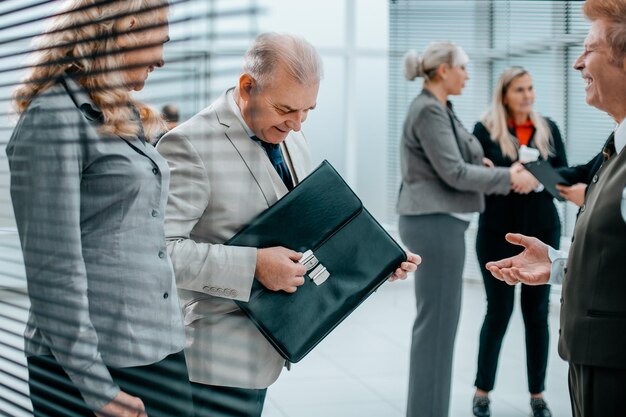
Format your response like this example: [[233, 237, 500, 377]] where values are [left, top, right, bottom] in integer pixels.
[[508, 118, 534, 146]]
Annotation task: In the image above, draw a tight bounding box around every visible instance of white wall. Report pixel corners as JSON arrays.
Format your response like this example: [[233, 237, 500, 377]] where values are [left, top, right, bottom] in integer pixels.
[[256, 0, 391, 223]]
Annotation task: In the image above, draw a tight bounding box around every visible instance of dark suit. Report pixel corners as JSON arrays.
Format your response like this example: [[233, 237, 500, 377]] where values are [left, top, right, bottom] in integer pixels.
[[558, 151, 603, 185], [559, 138, 626, 416], [473, 120, 568, 394]]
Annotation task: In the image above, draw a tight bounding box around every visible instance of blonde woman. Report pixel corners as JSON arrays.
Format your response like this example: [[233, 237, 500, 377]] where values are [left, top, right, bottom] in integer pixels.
[[397, 42, 538, 417], [471, 67, 567, 417], [6, 1, 192, 416]]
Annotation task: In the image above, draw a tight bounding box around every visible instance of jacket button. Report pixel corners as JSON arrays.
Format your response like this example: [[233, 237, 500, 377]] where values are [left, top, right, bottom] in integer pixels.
[[158, 251, 165, 259], [580, 204, 586, 212], [231, 290, 238, 298], [152, 209, 159, 217], [152, 167, 159, 175], [592, 174, 599, 183], [163, 292, 169, 299]]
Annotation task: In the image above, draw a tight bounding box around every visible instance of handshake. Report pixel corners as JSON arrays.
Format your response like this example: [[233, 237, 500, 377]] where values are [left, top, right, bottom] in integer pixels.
[[509, 162, 539, 194], [482, 157, 539, 195]]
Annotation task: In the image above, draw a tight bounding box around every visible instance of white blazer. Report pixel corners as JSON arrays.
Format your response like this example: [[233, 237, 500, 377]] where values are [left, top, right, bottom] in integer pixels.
[[156, 89, 311, 388]]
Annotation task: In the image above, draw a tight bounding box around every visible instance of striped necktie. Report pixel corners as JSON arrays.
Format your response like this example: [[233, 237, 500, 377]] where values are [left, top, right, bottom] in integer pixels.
[[602, 132, 616, 161], [253, 136, 294, 190]]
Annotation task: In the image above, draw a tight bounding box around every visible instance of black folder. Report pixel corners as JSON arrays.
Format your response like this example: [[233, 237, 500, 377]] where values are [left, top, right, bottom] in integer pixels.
[[523, 160, 571, 201], [226, 161, 407, 362]]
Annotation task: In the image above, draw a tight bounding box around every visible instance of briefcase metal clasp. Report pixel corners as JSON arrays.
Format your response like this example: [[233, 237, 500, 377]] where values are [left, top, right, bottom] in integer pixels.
[[299, 250, 330, 286], [309, 264, 330, 286], [300, 250, 319, 270]]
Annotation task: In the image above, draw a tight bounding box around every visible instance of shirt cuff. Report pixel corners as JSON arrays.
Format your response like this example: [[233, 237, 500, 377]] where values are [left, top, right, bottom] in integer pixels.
[[547, 246, 568, 285], [66, 360, 120, 411]]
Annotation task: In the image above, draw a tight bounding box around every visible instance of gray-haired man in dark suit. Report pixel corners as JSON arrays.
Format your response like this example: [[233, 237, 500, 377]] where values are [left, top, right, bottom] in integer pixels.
[[486, 1, 626, 416]]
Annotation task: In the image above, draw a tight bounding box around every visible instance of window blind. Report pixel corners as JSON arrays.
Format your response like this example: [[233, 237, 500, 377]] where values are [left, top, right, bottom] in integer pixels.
[[388, 0, 614, 279], [0, 1, 259, 414]]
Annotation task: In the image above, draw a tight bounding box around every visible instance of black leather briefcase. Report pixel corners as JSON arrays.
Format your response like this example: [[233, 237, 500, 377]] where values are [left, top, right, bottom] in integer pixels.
[[226, 160, 407, 362]]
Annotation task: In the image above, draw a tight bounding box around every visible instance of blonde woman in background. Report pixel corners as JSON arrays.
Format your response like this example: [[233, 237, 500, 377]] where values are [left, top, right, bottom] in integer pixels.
[[6, 1, 192, 416], [397, 42, 538, 417], [471, 67, 567, 417]]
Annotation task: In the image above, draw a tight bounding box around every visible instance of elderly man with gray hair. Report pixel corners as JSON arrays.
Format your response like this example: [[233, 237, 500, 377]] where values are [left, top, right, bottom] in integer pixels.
[[157, 32, 419, 417]]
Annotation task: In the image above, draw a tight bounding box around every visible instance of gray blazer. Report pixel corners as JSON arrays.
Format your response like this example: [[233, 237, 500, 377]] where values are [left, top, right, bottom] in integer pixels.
[[397, 89, 510, 215], [156, 89, 311, 389], [6, 77, 186, 409]]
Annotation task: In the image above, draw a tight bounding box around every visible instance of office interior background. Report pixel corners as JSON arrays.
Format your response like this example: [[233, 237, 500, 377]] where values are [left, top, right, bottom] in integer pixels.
[[0, 1, 613, 415]]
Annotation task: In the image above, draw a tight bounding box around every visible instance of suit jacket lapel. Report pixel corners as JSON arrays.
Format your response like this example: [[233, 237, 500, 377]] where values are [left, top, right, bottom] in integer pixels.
[[283, 133, 310, 184], [123, 135, 146, 153], [64, 76, 162, 169], [214, 90, 281, 206], [120, 135, 162, 169]]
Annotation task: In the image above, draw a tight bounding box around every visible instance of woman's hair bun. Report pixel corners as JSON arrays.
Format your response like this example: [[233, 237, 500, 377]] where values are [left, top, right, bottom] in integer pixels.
[[403, 50, 423, 81]]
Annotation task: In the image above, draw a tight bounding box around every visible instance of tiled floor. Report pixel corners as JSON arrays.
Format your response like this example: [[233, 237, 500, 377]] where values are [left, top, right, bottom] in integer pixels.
[[0, 278, 571, 417], [263, 278, 571, 417]]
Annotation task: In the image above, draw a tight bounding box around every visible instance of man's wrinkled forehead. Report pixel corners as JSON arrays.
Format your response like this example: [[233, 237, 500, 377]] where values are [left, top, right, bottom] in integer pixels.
[[584, 19, 608, 50]]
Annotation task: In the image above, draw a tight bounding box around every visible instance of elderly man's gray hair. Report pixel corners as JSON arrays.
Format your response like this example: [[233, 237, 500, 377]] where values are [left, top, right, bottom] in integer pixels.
[[242, 32, 324, 88]]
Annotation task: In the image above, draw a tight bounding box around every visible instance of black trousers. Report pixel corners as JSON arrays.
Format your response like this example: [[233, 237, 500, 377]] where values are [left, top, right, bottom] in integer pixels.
[[191, 382, 267, 417], [474, 227, 559, 394], [569, 363, 626, 416], [27, 351, 193, 417]]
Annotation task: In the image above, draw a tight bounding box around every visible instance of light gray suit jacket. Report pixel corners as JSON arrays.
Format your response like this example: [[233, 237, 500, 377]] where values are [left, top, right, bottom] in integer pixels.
[[397, 89, 510, 215], [156, 89, 311, 388]]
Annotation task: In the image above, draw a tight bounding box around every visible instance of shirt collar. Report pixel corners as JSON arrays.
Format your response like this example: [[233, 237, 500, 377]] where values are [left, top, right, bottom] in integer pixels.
[[227, 88, 254, 137], [61, 75, 103, 121], [614, 118, 626, 155]]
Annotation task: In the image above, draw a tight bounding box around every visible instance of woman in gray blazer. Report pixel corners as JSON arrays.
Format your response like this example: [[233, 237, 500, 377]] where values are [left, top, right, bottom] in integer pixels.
[[397, 41, 538, 417], [6, 1, 192, 416]]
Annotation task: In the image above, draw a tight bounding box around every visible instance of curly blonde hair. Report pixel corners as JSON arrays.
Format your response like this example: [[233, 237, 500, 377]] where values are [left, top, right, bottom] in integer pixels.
[[13, 0, 169, 140]]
